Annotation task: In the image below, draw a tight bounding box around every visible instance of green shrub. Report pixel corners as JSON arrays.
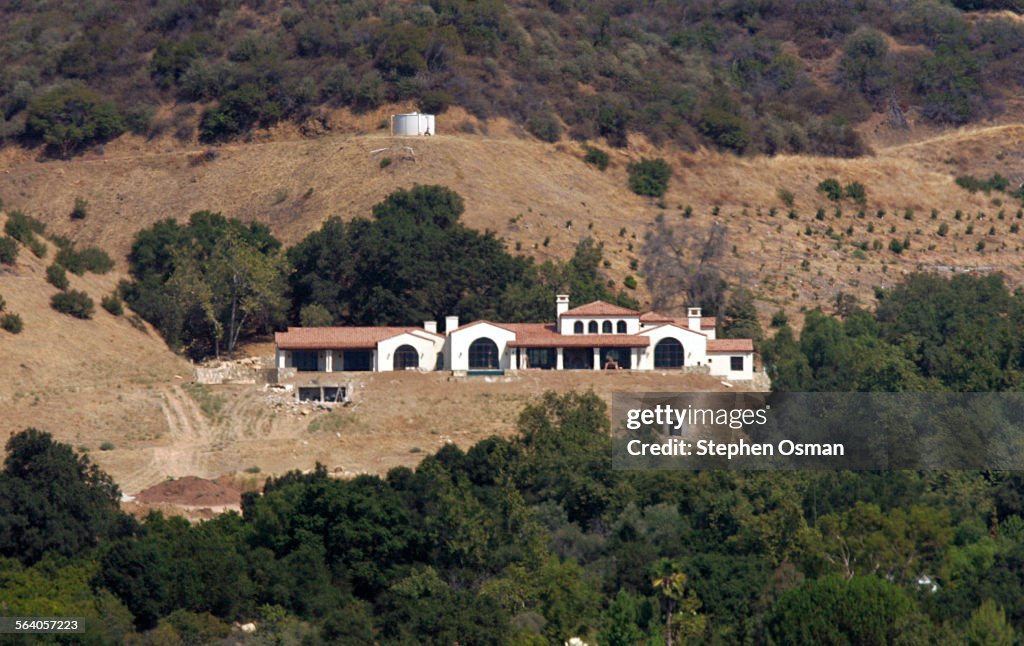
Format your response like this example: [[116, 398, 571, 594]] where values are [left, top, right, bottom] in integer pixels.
[[51, 290, 95, 319], [4, 211, 47, 258], [124, 104, 155, 135], [379, 157, 392, 169], [299, 303, 333, 327], [70, 197, 88, 220], [777, 188, 795, 208], [583, 145, 609, 171], [526, 112, 562, 143], [937, 222, 949, 236], [770, 310, 788, 327], [198, 83, 277, 142], [623, 275, 638, 289], [817, 178, 844, 201], [101, 293, 124, 316], [46, 263, 69, 290], [698, 102, 751, 152], [25, 84, 125, 157], [99, 441, 115, 451], [1, 312, 22, 334], [0, 237, 17, 264], [627, 158, 672, 197], [956, 173, 1010, 194], [844, 181, 867, 205], [56, 246, 114, 275], [0, 294, 4, 311], [417, 89, 453, 115]]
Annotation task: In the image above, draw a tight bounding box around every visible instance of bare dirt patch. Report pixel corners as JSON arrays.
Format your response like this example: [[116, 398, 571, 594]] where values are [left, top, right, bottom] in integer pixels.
[[134, 475, 241, 506]]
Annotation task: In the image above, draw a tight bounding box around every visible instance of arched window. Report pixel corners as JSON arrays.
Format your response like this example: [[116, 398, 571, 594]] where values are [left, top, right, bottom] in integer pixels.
[[588, 321, 598, 334], [617, 321, 627, 334], [602, 321, 612, 334], [573, 321, 584, 334], [654, 338, 685, 368], [393, 344, 419, 370], [468, 338, 500, 369]]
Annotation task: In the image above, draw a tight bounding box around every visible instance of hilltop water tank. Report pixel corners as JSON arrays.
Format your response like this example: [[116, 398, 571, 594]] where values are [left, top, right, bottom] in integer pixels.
[[391, 112, 435, 136]]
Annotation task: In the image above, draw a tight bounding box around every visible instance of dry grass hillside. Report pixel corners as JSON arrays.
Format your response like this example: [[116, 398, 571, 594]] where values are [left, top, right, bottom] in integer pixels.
[[0, 212, 745, 495], [1, 106, 1021, 325], [0, 233, 741, 495], [2, 107, 1024, 496]]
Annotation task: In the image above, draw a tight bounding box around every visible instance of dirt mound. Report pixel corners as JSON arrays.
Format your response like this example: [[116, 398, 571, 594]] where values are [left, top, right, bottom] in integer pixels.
[[134, 475, 241, 507]]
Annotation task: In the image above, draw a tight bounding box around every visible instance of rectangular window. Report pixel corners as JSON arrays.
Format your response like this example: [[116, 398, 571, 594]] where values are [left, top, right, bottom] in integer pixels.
[[526, 348, 556, 369], [292, 351, 319, 372], [730, 356, 744, 371], [342, 350, 372, 371]]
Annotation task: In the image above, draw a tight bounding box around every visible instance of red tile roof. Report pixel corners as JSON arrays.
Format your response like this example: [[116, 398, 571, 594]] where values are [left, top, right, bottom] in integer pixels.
[[707, 339, 755, 352], [639, 311, 716, 330], [639, 311, 673, 323], [561, 300, 640, 317], [275, 326, 437, 350]]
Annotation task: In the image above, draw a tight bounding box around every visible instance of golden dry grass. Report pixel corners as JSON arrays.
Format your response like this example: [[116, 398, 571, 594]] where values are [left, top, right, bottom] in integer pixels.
[[2, 108, 1020, 331], [0, 216, 748, 494], [2, 108, 1024, 493]]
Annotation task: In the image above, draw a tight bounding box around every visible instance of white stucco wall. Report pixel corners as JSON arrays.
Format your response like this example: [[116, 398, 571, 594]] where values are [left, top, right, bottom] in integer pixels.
[[377, 331, 445, 371], [558, 316, 640, 335], [708, 353, 755, 380], [448, 322, 517, 371], [635, 324, 708, 370]]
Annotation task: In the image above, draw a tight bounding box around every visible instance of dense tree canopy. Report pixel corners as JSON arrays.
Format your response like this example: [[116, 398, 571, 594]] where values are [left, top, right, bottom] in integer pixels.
[[10, 270, 1024, 643], [123, 186, 632, 357], [287, 185, 635, 326], [123, 210, 287, 358], [762, 273, 1024, 392], [0, 429, 127, 565], [4, 380, 1024, 643], [3, 0, 1021, 155]]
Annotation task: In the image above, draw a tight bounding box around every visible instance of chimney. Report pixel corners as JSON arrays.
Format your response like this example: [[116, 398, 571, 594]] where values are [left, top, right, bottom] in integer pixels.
[[424, 321, 438, 334], [556, 294, 570, 318], [687, 307, 702, 331], [445, 316, 459, 335]]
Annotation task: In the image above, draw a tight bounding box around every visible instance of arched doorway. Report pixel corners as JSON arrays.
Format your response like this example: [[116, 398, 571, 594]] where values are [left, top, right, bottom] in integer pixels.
[[394, 344, 419, 370], [654, 338, 685, 368], [469, 338, 500, 369]]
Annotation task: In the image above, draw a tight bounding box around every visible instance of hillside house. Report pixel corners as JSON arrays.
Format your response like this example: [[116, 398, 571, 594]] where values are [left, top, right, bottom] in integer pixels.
[[275, 295, 755, 380]]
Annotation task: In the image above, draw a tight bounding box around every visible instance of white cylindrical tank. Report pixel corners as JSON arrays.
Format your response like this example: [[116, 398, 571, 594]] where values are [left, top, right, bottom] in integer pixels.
[[392, 112, 435, 136]]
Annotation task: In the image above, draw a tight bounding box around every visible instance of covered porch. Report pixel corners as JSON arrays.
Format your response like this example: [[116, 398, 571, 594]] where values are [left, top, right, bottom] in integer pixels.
[[512, 345, 642, 370]]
